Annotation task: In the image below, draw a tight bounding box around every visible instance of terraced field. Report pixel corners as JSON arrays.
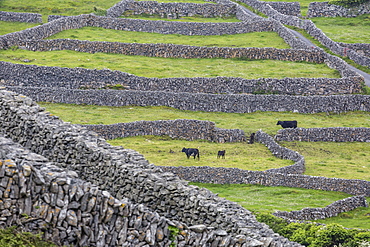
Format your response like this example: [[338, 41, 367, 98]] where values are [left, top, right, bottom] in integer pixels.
[[1, 0, 370, 245]]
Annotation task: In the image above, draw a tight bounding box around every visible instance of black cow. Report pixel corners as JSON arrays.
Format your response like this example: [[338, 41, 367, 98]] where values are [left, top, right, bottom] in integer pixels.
[[217, 150, 225, 159], [182, 148, 200, 160], [248, 133, 255, 144], [277, 120, 298, 128]]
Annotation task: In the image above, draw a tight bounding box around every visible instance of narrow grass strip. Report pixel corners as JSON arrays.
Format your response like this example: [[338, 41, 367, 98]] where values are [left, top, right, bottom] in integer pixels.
[[0, 49, 340, 79], [47, 27, 290, 49]]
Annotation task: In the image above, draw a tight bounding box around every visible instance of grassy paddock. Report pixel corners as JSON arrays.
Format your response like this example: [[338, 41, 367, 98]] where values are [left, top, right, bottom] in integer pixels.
[[108, 135, 294, 170], [0, 0, 117, 17], [0, 21, 40, 35], [189, 183, 351, 214], [108, 136, 370, 181], [285, 25, 370, 75], [38, 103, 370, 135], [47, 27, 290, 49], [192, 183, 370, 229], [39, 103, 370, 181], [0, 49, 340, 79], [311, 15, 370, 43], [282, 141, 370, 180]]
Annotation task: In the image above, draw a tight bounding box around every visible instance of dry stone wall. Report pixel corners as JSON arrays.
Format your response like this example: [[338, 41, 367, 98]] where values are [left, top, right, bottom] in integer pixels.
[[11, 13, 309, 51], [16, 39, 325, 61], [0, 89, 302, 246], [0, 135, 259, 247], [0, 11, 42, 23], [340, 43, 370, 57], [115, 1, 237, 18], [263, 2, 301, 16], [273, 196, 368, 221], [0, 14, 274, 45], [255, 130, 305, 174], [160, 166, 370, 196], [307, 1, 370, 17], [81, 119, 246, 143], [275, 127, 370, 142], [238, 0, 370, 68], [0, 61, 364, 96], [6, 86, 370, 114], [219, 0, 301, 16]]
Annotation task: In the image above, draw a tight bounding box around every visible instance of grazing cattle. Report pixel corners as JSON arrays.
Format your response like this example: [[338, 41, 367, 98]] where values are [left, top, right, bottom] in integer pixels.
[[248, 133, 255, 144], [277, 120, 297, 129], [217, 150, 226, 159], [182, 147, 200, 160]]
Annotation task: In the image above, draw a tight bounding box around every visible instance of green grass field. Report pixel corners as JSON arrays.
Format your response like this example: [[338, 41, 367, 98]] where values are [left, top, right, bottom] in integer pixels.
[[2, 0, 370, 234], [39, 103, 370, 135], [40, 103, 370, 181], [47, 27, 290, 49], [0, 21, 40, 35], [108, 135, 295, 170], [38, 103, 370, 229], [0, 0, 118, 17], [191, 183, 370, 229], [0, 49, 340, 79], [311, 15, 370, 43]]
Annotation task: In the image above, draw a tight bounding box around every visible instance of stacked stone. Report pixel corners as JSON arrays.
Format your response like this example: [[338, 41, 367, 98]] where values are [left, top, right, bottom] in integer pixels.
[[17, 39, 327, 62], [303, 18, 370, 68], [213, 127, 246, 143], [347, 49, 370, 68], [120, 1, 237, 18], [339, 43, 370, 58], [304, 20, 345, 56], [236, 4, 265, 21], [7, 86, 370, 114], [254, 130, 305, 174], [1, 135, 262, 247], [237, 0, 370, 68], [271, 19, 310, 50], [81, 119, 246, 143], [160, 166, 256, 184], [0, 11, 42, 23], [0, 90, 303, 246], [273, 196, 368, 221], [275, 127, 370, 142], [0, 15, 89, 50], [228, 0, 301, 16], [107, 0, 141, 18], [160, 166, 370, 220], [264, 2, 301, 16], [243, 171, 370, 196], [0, 61, 364, 96], [307, 1, 370, 18], [48, 15, 69, 22]]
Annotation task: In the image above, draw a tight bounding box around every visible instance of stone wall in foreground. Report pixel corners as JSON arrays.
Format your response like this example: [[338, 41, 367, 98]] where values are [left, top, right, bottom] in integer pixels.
[[0, 89, 301, 246], [275, 127, 370, 142], [81, 119, 246, 143], [0, 135, 257, 247]]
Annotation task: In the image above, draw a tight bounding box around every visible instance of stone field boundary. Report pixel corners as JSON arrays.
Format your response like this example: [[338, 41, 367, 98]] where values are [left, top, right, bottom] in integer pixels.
[[0, 0, 370, 245]]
